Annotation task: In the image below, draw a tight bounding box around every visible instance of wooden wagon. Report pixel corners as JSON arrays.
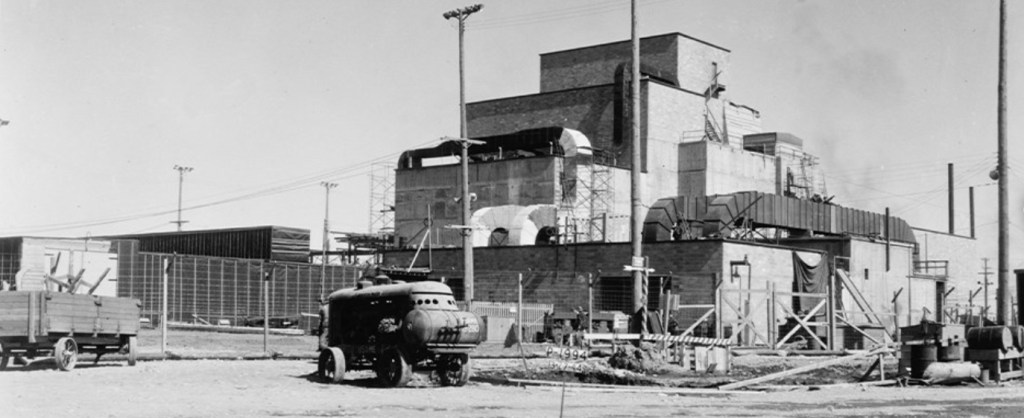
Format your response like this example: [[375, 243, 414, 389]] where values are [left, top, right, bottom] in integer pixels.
[[0, 291, 141, 371]]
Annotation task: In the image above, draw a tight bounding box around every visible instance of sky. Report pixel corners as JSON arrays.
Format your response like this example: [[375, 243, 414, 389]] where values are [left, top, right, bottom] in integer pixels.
[[0, 0, 1021, 269]]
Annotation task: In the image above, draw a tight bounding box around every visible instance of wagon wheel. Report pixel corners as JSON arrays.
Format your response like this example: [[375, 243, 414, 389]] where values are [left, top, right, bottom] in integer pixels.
[[376, 348, 411, 387], [317, 347, 346, 384], [437, 353, 472, 387], [53, 337, 78, 371], [126, 336, 138, 366], [0, 342, 8, 371]]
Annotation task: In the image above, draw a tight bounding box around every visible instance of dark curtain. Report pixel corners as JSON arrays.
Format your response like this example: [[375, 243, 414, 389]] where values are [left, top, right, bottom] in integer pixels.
[[792, 252, 840, 313]]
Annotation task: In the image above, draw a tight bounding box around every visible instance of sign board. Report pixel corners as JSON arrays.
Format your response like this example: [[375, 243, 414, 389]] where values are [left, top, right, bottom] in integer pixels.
[[631, 256, 645, 269], [546, 345, 589, 361]]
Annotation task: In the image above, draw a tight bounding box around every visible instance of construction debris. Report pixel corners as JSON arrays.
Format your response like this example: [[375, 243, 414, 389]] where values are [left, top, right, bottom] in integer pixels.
[[719, 347, 891, 390]]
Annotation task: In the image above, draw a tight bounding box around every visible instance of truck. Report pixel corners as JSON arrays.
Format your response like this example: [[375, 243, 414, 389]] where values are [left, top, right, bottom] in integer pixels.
[[316, 279, 485, 387]]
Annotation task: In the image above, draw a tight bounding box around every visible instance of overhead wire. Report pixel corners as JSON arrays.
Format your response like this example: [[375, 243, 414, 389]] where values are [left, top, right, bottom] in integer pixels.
[[466, 0, 677, 31], [0, 138, 438, 236], [894, 157, 994, 214]]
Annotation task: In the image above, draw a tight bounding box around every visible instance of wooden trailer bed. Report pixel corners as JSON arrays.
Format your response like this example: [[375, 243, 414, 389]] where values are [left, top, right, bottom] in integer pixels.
[[0, 291, 141, 371]]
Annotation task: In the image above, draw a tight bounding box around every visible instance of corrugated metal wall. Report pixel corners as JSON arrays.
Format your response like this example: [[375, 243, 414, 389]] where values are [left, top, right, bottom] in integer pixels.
[[106, 226, 311, 263], [643, 192, 916, 243]]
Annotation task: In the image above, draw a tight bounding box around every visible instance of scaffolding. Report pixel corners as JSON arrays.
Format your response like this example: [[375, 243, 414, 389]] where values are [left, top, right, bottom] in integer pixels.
[[369, 162, 395, 235], [558, 158, 614, 243]]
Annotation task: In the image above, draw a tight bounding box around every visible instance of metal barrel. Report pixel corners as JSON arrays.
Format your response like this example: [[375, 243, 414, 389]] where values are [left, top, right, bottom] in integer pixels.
[[910, 345, 938, 379], [1015, 326, 1024, 350], [937, 345, 962, 362], [966, 326, 1014, 350]]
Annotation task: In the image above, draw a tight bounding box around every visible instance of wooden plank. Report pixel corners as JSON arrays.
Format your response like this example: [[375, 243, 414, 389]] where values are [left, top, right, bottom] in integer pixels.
[[0, 300, 30, 309], [0, 319, 30, 335], [0, 312, 30, 321], [719, 347, 890, 390]]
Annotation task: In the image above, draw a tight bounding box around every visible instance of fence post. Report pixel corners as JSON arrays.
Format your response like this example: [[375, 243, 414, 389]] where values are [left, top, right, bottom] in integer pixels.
[[587, 273, 594, 333], [192, 259, 197, 324], [663, 275, 671, 335], [161, 258, 169, 354], [714, 273, 723, 339], [517, 273, 523, 343], [827, 267, 836, 351], [263, 267, 271, 353], [768, 281, 776, 350]]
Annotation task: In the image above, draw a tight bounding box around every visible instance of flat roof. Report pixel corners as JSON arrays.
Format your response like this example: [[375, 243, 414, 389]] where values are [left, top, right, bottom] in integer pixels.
[[539, 32, 731, 57]]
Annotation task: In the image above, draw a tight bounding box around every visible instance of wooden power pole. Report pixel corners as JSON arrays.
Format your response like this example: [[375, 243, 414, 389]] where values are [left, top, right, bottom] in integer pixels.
[[997, 0, 1010, 325], [444, 4, 483, 305], [629, 0, 647, 333]]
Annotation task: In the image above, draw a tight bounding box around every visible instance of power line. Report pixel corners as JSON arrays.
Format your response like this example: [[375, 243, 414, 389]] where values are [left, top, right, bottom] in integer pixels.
[[0, 140, 435, 236]]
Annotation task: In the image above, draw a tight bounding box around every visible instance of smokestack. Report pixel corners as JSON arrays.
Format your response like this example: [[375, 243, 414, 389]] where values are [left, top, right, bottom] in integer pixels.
[[969, 186, 976, 239], [948, 163, 954, 234]]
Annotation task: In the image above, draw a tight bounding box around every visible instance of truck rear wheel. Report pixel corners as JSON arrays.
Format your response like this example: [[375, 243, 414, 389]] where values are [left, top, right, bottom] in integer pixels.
[[318, 347, 346, 384], [0, 342, 8, 370], [376, 348, 411, 387], [126, 336, 138, 366], [438, 353, 471, 387], [54, 337, 78, 371]]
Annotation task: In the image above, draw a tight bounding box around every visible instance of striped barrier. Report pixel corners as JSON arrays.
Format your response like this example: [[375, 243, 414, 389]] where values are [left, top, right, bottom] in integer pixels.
[[583, 333, 733, 347]]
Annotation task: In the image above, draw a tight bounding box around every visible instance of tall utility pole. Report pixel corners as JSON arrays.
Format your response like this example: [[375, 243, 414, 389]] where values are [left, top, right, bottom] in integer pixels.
[[996, 0, 1010, 325], [172, 165, 194, 231], [629, 0, 646, 333], [444, 4, 483, 305], [320, 181, 338, 301], [980, 258, 994, 318]]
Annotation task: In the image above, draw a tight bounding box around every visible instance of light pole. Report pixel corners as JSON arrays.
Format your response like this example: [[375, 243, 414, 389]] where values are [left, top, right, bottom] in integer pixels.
[[320, 181, 338, 301], [444, 4, 482, 305], [172, 165, 194, 231]]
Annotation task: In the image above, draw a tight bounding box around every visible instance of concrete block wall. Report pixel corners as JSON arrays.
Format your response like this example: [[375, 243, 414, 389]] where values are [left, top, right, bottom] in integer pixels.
[[382, 240, 821, 337], [468, 86, 616, 146], [383, 241, 725, 314], [394, 158, 558, 247], [911, 228, 981, 311], [677, 141, 777, 198]]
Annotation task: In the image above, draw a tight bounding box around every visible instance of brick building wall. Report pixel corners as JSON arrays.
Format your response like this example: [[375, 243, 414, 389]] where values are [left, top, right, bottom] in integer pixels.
[[538, 33, 731, 95]]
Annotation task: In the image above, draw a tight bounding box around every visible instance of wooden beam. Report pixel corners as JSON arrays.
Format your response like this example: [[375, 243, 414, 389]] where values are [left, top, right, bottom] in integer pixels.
[[718, 347, 889, 390]]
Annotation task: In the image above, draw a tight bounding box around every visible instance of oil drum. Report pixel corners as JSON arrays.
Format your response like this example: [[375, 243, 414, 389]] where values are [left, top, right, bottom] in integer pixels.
[[966, 326, 1014, 350], [909, 345, 938, 379]]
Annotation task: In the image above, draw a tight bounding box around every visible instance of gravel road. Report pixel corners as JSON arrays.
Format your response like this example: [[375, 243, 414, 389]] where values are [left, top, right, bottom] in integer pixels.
[[5, 359, 1024, 417]]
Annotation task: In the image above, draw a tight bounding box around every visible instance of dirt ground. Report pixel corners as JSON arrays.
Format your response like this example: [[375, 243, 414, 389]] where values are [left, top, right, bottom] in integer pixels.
[[4, 329, 1024, 417]]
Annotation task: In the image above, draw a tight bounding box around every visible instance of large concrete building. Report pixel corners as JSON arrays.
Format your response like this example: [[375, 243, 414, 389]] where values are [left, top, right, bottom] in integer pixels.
[[395, 33, 825, 248], [385, 32, 978, 345]]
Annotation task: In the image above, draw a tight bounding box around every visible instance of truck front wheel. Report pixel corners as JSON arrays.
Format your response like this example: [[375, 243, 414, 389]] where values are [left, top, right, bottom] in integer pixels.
[[438, 353, 471, 387]]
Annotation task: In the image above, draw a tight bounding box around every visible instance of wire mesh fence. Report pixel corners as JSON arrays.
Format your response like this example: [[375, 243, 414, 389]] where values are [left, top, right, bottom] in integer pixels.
[[120, 252, 364, 330]]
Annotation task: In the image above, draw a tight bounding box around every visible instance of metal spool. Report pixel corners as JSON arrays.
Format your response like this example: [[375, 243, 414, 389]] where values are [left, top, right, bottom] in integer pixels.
[[966, 326, 1014, 350], [910, 345, 938, 379]]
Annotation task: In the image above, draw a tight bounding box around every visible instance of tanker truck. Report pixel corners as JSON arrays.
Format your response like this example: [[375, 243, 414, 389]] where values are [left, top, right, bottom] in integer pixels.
[[316, 278, 485, 387]]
